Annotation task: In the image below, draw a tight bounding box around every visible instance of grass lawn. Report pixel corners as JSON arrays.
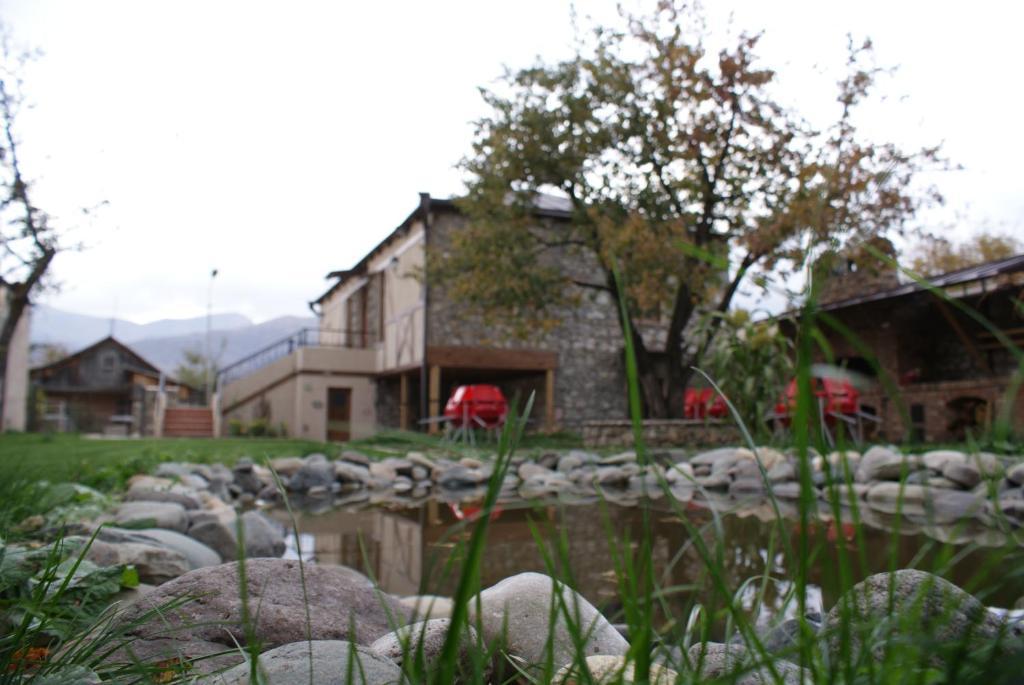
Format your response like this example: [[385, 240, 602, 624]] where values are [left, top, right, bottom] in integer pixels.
[[0, 433, 341, 491]]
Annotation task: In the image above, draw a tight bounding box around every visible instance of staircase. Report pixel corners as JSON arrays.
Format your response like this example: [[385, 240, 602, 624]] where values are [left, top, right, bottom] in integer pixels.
[[162, 407, 214, 438]]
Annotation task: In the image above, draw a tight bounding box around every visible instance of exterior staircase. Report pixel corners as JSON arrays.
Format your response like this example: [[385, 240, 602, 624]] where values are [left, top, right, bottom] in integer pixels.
[[162, 407, 214, 438]]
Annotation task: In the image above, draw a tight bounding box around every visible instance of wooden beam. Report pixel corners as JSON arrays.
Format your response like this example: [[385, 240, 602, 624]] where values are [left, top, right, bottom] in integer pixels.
[[933, 300, 991, 373], [428, 365, 441, 435], [426, 345, 557, 371], [545, 368, 556, 432], [399, 373, 409, 431]]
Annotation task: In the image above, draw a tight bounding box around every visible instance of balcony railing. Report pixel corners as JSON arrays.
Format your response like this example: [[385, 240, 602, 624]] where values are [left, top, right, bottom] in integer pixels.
[[217, 328, 370, 387]]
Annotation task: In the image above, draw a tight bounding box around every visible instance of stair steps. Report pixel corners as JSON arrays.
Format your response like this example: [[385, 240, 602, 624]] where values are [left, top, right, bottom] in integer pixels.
[[163, 407, 214, 438]]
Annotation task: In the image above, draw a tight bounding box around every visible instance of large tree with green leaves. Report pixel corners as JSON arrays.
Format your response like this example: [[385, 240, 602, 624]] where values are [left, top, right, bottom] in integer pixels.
[[430, 2, 940, 418]]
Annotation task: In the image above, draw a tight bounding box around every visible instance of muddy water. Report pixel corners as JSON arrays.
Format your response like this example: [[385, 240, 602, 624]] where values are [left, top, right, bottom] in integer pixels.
[[269, 496, 1024, 631]]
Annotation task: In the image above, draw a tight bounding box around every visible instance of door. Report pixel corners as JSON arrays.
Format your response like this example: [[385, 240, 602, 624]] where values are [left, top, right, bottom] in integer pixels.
[[327, 387, 352, 441]]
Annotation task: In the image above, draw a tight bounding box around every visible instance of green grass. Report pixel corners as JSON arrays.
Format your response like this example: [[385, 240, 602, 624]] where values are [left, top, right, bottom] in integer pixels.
[[0, 433, 340, 491]]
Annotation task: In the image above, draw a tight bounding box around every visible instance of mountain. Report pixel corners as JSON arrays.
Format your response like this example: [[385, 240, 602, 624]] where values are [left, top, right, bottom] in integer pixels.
[[29, 305, 316, 374], [130, 316, 316, 375], [31, 305, 252, 350]]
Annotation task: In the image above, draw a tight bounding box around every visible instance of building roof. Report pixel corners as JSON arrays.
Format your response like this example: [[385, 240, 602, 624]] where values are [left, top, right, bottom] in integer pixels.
[[30, 335, 183, 386], [310, 191, 573, 309], [815, 252, 1024, 313]]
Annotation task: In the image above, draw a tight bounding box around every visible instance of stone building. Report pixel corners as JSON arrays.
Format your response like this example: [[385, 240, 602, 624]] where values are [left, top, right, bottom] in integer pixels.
[[784, 251, 1024, 443], [217, 193, 637, 441]]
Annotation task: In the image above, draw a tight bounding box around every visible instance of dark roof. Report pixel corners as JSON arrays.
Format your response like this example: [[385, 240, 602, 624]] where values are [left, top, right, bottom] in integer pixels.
[[310, 191, 573, 308], [815, 252, 1024, 313], [30, 336, 181, 385]]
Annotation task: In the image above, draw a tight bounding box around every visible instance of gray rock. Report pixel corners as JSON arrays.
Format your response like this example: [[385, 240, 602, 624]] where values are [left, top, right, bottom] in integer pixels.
[[240, 510, 286, 557], [942, 461, 981, 488], [334, 461, 371, 484], [857, 449, 919, 482], [686, 642, 806, 684], [600, 451, 637, 465], [1006, 462, 1024, 486], [767, 461, 795, 483], [289, 460, 336, 492], [770, 482, 806, 499], [411, 466, 429, 481], [121, 559, 410, 649], [468, 572, 628, 667], [399, 595, 453, 621], [123, 488, 201, 510], [103, 637, 243, 676], [370, 619, 477, 674], [232, 461, 263, 494], [437, 466, 487, 489], [695, 473, 731, 490], [664, 462, 694, 484], [405, 451, 434, 470], [130, 528, 222, 569], [188, 519, 241, 560], [916, 490, 984, 524], [114, 501, 188, 533], [690, 447, 739, 467], [269, 456, 305, 476], [922, 449, 966, 472], [555, 655, 679, 684], [67, 536, 190, 584], [729, 617, 820, 656], [212, 640, 402, 685], [341, 450, 371, 467], [729, 478, 764, 497], [595, 466, 631, 486], [370, 458, 413, 480], [518, 461, 549, 480], [823, 569, 1013, 665], [866, 482, 928, 515], [557, 454, 583, 473]]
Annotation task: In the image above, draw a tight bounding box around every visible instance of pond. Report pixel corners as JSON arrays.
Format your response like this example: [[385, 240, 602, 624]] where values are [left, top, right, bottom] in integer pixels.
[[268, 493, 1024, 635]]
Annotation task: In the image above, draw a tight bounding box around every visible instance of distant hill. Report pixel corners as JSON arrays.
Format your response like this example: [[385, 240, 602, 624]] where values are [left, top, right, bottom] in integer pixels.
[[131, 316, 316, 375], [31, 305, 252, 349], [30, 305, 315, 374]]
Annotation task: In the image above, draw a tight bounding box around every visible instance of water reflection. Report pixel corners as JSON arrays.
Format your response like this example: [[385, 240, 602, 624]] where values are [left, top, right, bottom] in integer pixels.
[[269, 496, 1024, 631]]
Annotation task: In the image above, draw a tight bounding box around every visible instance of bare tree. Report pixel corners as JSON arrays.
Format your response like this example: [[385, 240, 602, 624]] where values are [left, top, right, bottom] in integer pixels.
[[0, 33, 62, 424]]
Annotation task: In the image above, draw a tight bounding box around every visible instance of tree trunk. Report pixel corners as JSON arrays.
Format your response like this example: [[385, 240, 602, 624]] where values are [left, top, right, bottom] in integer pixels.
[[0, 284, 29, 428]]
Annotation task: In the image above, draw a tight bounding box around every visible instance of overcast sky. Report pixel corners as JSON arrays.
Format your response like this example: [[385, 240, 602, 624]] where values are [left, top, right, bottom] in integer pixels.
[[1, 1, 1021, 325]]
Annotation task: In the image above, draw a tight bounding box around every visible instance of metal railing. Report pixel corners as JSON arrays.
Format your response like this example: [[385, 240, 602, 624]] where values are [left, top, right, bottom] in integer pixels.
[[217, 328, 370, 387]]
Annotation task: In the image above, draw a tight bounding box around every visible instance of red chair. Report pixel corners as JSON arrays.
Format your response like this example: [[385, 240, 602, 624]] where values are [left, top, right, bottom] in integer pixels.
[[684, 388, 729, 419], [443, 384, 508, 429]]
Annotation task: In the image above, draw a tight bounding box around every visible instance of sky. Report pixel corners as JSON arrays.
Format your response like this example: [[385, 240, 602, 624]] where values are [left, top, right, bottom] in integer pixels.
[[0, 0, 1021, 325]]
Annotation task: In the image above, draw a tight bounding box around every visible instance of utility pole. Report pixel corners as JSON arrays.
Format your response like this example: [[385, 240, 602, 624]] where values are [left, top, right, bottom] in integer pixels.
[[205, 268, 218, 405]]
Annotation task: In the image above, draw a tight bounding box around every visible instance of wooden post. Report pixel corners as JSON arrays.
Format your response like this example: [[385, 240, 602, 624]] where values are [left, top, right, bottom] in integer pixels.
[[399, 373, 409, 431], [545, 368, 555, 433], [428, 365, 441, 435]]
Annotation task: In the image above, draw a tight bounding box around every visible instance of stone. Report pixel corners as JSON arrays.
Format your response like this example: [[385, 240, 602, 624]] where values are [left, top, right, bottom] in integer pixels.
[[127, 474, 175, 491], [399, 595, 453, 621], [67, 536, 190, 584], [437, 466, 487, 489], [664, 462, 694, 484], [595, 466, 631, 487], [730, 478, 764, 497], [468, 572, 628, 667], [690, 447, 739, 468], [600, 451, 637, 465], [823, 569, 1015, 665], [770, 482, 804, 499], [405, 451, 434, 470], [519, 461, 549, 481], [942, 461, 982, 489], [335, 456, 372, 483], [459, 456, 484, 469], [857, 451, 920, 482], [411, 466, 429, 481], [114, 502, 188, 533], [687, 643, 805, 684], [553, 655, 678, 684], [269, 456, 305, 476], [104, 637, 244, 676], [1007, 462, 1024, 486], [232, 461, 263, 494], [129, 528, 222, 569], [211, 640, 402, 685], [289, 460, 336, 492], [767, 461, 795, 483], [121, 559, 411, 649], [340, 450, 371, 466], [752, 447, 787, 470], [369, 619, 477, 674], [370, 458, 413, 480], [393, 476, 413, 493], [123, 488, 201, 510], [866, 482, 928, 515], [557, 453, 584, 473], [729, 617, 821, 656], [923, 449, 966, 472], [188, 519, 241, 560], [695, 473, 730, 490], [240, 510, 286, 557]]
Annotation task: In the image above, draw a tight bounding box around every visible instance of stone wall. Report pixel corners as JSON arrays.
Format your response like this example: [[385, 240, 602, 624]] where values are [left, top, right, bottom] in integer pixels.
[[426, 211, 637, 428], [581, 419, 741, 448]]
